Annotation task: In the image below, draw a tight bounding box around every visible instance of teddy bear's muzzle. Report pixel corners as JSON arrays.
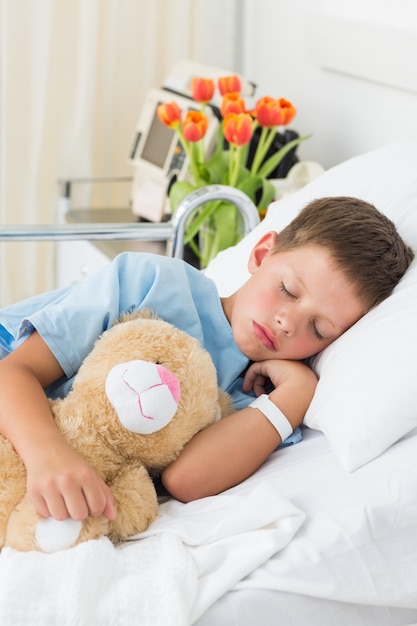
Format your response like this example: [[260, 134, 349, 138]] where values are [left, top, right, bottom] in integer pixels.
[[105, 360, 181, 435]]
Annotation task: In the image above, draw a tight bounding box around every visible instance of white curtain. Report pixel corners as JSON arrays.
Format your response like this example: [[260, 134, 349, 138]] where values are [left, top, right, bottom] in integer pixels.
[[0, 0, 238, 305]]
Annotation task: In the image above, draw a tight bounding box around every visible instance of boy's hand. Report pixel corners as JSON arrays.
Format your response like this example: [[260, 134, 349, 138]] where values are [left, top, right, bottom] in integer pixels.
[[242, 359, 318, 397], [25, 442, 116, 522]]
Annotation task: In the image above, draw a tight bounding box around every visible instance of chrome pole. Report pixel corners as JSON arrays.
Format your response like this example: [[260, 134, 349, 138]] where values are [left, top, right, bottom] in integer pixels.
[[0, 185, 260, 259], [170, 185, 260, 258]]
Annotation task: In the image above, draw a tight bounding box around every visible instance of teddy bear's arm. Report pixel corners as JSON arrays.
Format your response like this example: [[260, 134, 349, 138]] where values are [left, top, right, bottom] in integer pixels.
[[107, 462, 159, 543]]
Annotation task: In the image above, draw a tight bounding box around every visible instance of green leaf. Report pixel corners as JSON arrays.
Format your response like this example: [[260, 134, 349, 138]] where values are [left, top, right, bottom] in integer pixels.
[[258, 179, 275, 212], [237, 174, 264, 203], [257, 134, 312, 179], [183, 200, 220, 243], [205, 150, 229, 183], [169, 181, 196, 213]]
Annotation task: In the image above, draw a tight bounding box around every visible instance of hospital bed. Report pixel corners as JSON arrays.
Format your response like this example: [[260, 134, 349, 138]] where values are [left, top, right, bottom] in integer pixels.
[[0, 139, 416, 626]]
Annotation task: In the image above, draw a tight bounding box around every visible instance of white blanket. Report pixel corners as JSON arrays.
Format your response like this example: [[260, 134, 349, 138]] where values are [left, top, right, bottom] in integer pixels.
[[0, 482, 305, 626]]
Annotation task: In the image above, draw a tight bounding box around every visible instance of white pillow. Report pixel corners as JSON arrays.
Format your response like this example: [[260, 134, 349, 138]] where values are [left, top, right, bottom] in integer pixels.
[[205, 139, 417, 471]]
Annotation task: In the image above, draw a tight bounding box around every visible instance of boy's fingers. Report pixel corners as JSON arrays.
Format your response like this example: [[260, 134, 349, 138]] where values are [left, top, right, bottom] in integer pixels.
[[103, 498, 117, 521], [42, 493, 72, 521], [102, 484, 116, 520], [81, 480, 116, 520], [30, 493, 53, 519], [28, 483, 70, 520], [242, 369, 266, 392]]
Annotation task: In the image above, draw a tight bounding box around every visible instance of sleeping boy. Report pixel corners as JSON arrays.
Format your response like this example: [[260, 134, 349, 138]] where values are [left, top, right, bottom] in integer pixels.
[[0, 196, 413, 521]]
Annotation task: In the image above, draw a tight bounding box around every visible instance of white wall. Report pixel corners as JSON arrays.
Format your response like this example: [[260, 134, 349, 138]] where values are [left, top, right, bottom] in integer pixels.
[[239, 0, 417, 168]]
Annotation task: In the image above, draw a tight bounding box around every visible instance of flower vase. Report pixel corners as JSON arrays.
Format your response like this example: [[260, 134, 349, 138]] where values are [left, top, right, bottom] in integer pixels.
[[197, 201, 245, 268]]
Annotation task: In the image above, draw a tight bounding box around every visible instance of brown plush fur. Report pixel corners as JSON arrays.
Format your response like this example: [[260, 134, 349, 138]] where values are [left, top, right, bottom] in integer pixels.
[[0, 310, 231, 552]]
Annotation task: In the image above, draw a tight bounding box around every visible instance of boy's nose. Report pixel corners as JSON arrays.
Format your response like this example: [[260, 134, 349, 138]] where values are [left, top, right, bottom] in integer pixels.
[[276, 311, 295, 336]]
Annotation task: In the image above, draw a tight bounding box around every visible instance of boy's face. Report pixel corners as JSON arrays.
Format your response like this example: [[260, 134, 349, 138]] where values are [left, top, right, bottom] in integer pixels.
[[223, 231, 366, 361]]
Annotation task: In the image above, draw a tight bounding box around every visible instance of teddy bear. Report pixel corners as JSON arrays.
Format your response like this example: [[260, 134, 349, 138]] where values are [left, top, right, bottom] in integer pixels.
[[0, 310, 230, 553]]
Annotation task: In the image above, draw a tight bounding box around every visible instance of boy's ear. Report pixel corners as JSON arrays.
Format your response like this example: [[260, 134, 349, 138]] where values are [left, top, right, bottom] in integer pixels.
[[248, 231, 278, 273]]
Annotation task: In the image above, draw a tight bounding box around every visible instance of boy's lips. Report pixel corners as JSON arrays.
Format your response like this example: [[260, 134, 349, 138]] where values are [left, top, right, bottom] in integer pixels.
[[252, 321, 279, 352]]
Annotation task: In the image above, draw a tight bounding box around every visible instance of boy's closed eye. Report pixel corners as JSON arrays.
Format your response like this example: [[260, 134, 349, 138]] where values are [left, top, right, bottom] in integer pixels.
[[312, 323, 325, 341], [279, 281, 296, 300], [279, 281, 325, 341]]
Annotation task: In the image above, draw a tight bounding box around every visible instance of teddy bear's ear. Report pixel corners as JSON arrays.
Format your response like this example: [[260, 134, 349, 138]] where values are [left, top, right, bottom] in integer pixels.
[[105, 359, 181, 435]]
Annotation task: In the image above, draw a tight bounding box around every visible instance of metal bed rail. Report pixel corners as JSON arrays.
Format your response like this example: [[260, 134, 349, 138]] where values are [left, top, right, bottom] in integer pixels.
[[0, 185, 260, 260]]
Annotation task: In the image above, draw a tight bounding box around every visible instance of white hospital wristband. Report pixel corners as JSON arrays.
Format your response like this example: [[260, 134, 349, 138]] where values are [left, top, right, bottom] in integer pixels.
[[249, 394, 293, 442]]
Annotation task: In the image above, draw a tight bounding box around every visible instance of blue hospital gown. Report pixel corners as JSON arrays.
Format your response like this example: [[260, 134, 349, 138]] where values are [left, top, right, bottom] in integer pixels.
[[0, 252, 251, 407]]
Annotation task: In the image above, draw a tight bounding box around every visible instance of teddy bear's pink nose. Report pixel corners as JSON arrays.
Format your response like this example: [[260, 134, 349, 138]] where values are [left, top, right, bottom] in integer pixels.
[[156, 364, 181, 404]]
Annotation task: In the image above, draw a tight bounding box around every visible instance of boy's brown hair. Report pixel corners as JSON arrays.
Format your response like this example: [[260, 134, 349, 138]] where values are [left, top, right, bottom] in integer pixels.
[[272, 196, 415, 310]]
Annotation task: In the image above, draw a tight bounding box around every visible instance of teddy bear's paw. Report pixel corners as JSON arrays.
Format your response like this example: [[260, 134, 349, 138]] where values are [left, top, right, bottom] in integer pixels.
[[34, 517, 82, 553], [105, 360, 181, 435]]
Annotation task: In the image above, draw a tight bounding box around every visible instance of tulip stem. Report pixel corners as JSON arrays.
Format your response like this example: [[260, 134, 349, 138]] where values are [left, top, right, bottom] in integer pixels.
[[229, 144, 242, 188], [250, 126, 276, 175], [250, 126, 267, 174], [175, 128, 204, 186]]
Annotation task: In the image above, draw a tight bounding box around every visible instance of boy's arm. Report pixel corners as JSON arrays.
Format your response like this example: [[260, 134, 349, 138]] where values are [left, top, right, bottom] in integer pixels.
[[0, 331, 115, 521], [161, 359, 317, 502]]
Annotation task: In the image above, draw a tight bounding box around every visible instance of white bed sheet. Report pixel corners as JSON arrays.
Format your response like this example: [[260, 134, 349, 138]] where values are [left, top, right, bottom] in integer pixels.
[[197, 426, 417, 625], [196, 589, 417, 626], [1, 426, 415, 625], [0, 472, 305, 626]]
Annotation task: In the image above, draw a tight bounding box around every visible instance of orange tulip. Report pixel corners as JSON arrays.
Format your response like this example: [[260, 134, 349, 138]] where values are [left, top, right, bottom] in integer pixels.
[[255, 96, 296, 127], [220, 93, 246, 118], [218, 74, 241, 96], [182, 110, 209, 142], [191, 77, 215, 103], [156, 101, 182, 128], [223, 113, 253, 147], [157, 101, 182, 128]]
